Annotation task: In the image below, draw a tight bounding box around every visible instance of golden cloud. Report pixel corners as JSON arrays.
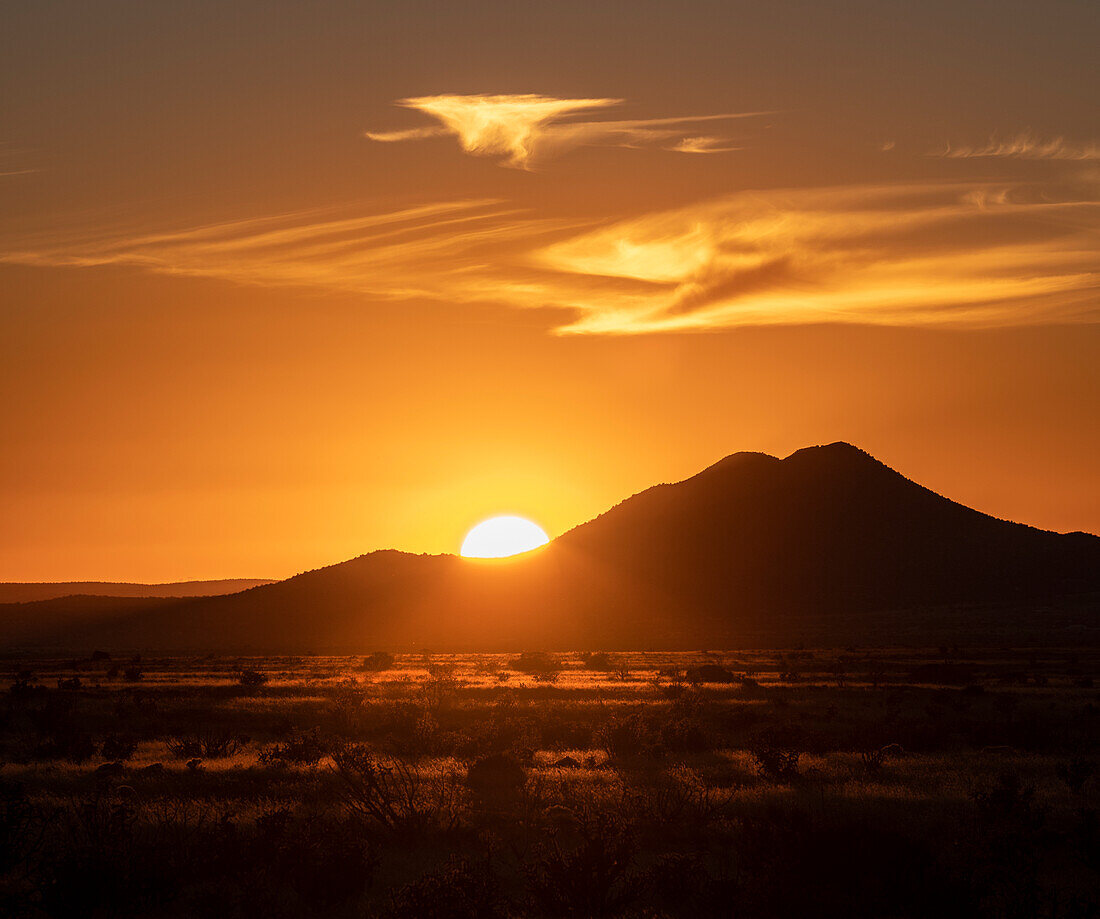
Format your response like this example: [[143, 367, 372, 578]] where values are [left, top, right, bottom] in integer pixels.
[[534, 183, 1100, 332], [365, 94, 765, 167], [3, 184, 1096, 334], [0, 201, 573, 301]]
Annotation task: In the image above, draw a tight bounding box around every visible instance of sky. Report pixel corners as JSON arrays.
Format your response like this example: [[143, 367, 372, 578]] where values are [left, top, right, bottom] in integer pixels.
[[1, 0, 1098, 581]]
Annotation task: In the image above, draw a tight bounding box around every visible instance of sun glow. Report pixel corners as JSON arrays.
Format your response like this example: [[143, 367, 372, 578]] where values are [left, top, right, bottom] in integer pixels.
[[460, 515, 550, 558]]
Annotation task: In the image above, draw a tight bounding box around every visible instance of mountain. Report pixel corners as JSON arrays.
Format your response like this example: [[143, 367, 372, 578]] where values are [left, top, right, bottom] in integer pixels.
[[0, 579, 274, 604], [4, 443, 1098, 651]]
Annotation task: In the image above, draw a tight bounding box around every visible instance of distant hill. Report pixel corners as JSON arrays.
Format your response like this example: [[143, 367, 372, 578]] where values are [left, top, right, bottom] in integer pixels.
[[0, 579, 274, 604], [3, 443, 1098, 651]]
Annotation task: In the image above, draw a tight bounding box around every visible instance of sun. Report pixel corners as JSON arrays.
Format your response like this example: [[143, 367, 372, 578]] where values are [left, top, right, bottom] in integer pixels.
[[460, 515, 550, 558]]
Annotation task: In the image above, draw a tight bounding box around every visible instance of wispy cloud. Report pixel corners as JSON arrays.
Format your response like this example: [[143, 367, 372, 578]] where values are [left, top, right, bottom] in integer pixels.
[[365, 94, 766, 168], [532, 183, 1100, 333], [0, 201, 576, 301], [3, 184, 1096, 334], [935, 132, 1100, 161], [0, 142, 37, 177]]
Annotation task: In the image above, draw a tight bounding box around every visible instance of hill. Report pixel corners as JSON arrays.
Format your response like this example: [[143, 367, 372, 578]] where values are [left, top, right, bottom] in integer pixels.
[[0, 579, 274, 604], [3, 443, 1098, 651]]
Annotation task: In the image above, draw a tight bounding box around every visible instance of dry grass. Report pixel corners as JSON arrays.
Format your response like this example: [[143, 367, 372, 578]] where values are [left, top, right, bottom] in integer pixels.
[[2, 647, 1099, 917]]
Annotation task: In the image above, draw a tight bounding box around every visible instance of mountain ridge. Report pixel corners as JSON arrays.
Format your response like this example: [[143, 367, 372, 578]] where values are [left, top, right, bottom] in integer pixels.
[[3, 443, 1097, 651], [0, 578, 276, 605]]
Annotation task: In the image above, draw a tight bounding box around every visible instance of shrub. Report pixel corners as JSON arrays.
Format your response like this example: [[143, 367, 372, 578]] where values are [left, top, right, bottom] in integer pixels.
[[359, 699, 447, 755], [582, 652, 615, 671], [686, 664, 737, 684], [750, 742, 801, 782], [466, 753, 526, 798], [423, 664, 463, 705], [739, 676, 767, 699], [660, 681, 687, 700], [510, 652, 562, 680], [259, 728, 330, 767], [597, 713, 655, 761], [474, 658, 503, 677], [359, 651, 396, 672], [167, 730, 247, 759], [660, 717, 711, 753], [524, 811, 638, 917], [458, 714, 538, 760], [9, 671, 46, 701], [100, 734, 138, 762], [629, 765, 730, 826], [235, 668, 269, 688], [331, 744, 462, 833], [860, 747, 886, 775], [326, 689, 368, 736]]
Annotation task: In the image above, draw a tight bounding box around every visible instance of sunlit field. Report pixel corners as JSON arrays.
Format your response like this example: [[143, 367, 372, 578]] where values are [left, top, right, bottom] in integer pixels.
[[2, 648, 1098, 918]]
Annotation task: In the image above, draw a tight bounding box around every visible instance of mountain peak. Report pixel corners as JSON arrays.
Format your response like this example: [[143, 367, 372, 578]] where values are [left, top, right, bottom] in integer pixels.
[[785, 441, 869, 461], [782, 441, 892, 475], [694, 442, 879, 487], [696, 450, 780, 478]]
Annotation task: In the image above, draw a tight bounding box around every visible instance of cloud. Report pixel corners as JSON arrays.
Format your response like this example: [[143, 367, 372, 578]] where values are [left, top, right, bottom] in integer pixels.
[[935, 133, 1100, 161], [532, 183, 1100, 333], [365, 94, 766, 167], [0, 201, 576, 301], [0, 142, 37, 177], [668, 136, 744, 154], [3, 184, 1096, 335]]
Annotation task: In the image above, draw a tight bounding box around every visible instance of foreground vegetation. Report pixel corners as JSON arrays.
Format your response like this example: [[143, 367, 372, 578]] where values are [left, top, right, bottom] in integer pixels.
[[2, 647, 1099, 917]]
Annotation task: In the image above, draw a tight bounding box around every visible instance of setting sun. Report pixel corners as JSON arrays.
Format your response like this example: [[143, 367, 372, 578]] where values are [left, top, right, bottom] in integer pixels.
[[460, 515, 550, 558]]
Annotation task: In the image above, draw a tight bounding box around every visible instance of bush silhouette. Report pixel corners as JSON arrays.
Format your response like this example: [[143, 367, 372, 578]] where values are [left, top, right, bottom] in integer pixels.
[[466, 752, 526, 798], [167, 730, 247, 759], [359, 651, 396, 672], [332, 743, 462, 834], [525, 811, 639, 917], [236, 668, 269, 688], [510, 651, 562, 679]]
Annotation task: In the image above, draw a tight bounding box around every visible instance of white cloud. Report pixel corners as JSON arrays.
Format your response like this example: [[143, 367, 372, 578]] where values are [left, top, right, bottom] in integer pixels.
[[365, 94, 766, 168]]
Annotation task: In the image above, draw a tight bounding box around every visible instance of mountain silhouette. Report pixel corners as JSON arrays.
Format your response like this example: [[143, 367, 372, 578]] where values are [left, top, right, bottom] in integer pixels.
[[4, 443, 1098, 651], [0, 579, 274, 604]]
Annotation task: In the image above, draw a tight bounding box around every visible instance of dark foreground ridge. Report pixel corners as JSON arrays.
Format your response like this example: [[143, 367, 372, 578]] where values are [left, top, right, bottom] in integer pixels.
[[4, 443, 1098, 651]]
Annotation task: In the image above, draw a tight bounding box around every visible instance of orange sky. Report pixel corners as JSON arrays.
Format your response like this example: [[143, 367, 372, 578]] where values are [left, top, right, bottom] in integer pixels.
[[1, 1, 1097, 581]]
